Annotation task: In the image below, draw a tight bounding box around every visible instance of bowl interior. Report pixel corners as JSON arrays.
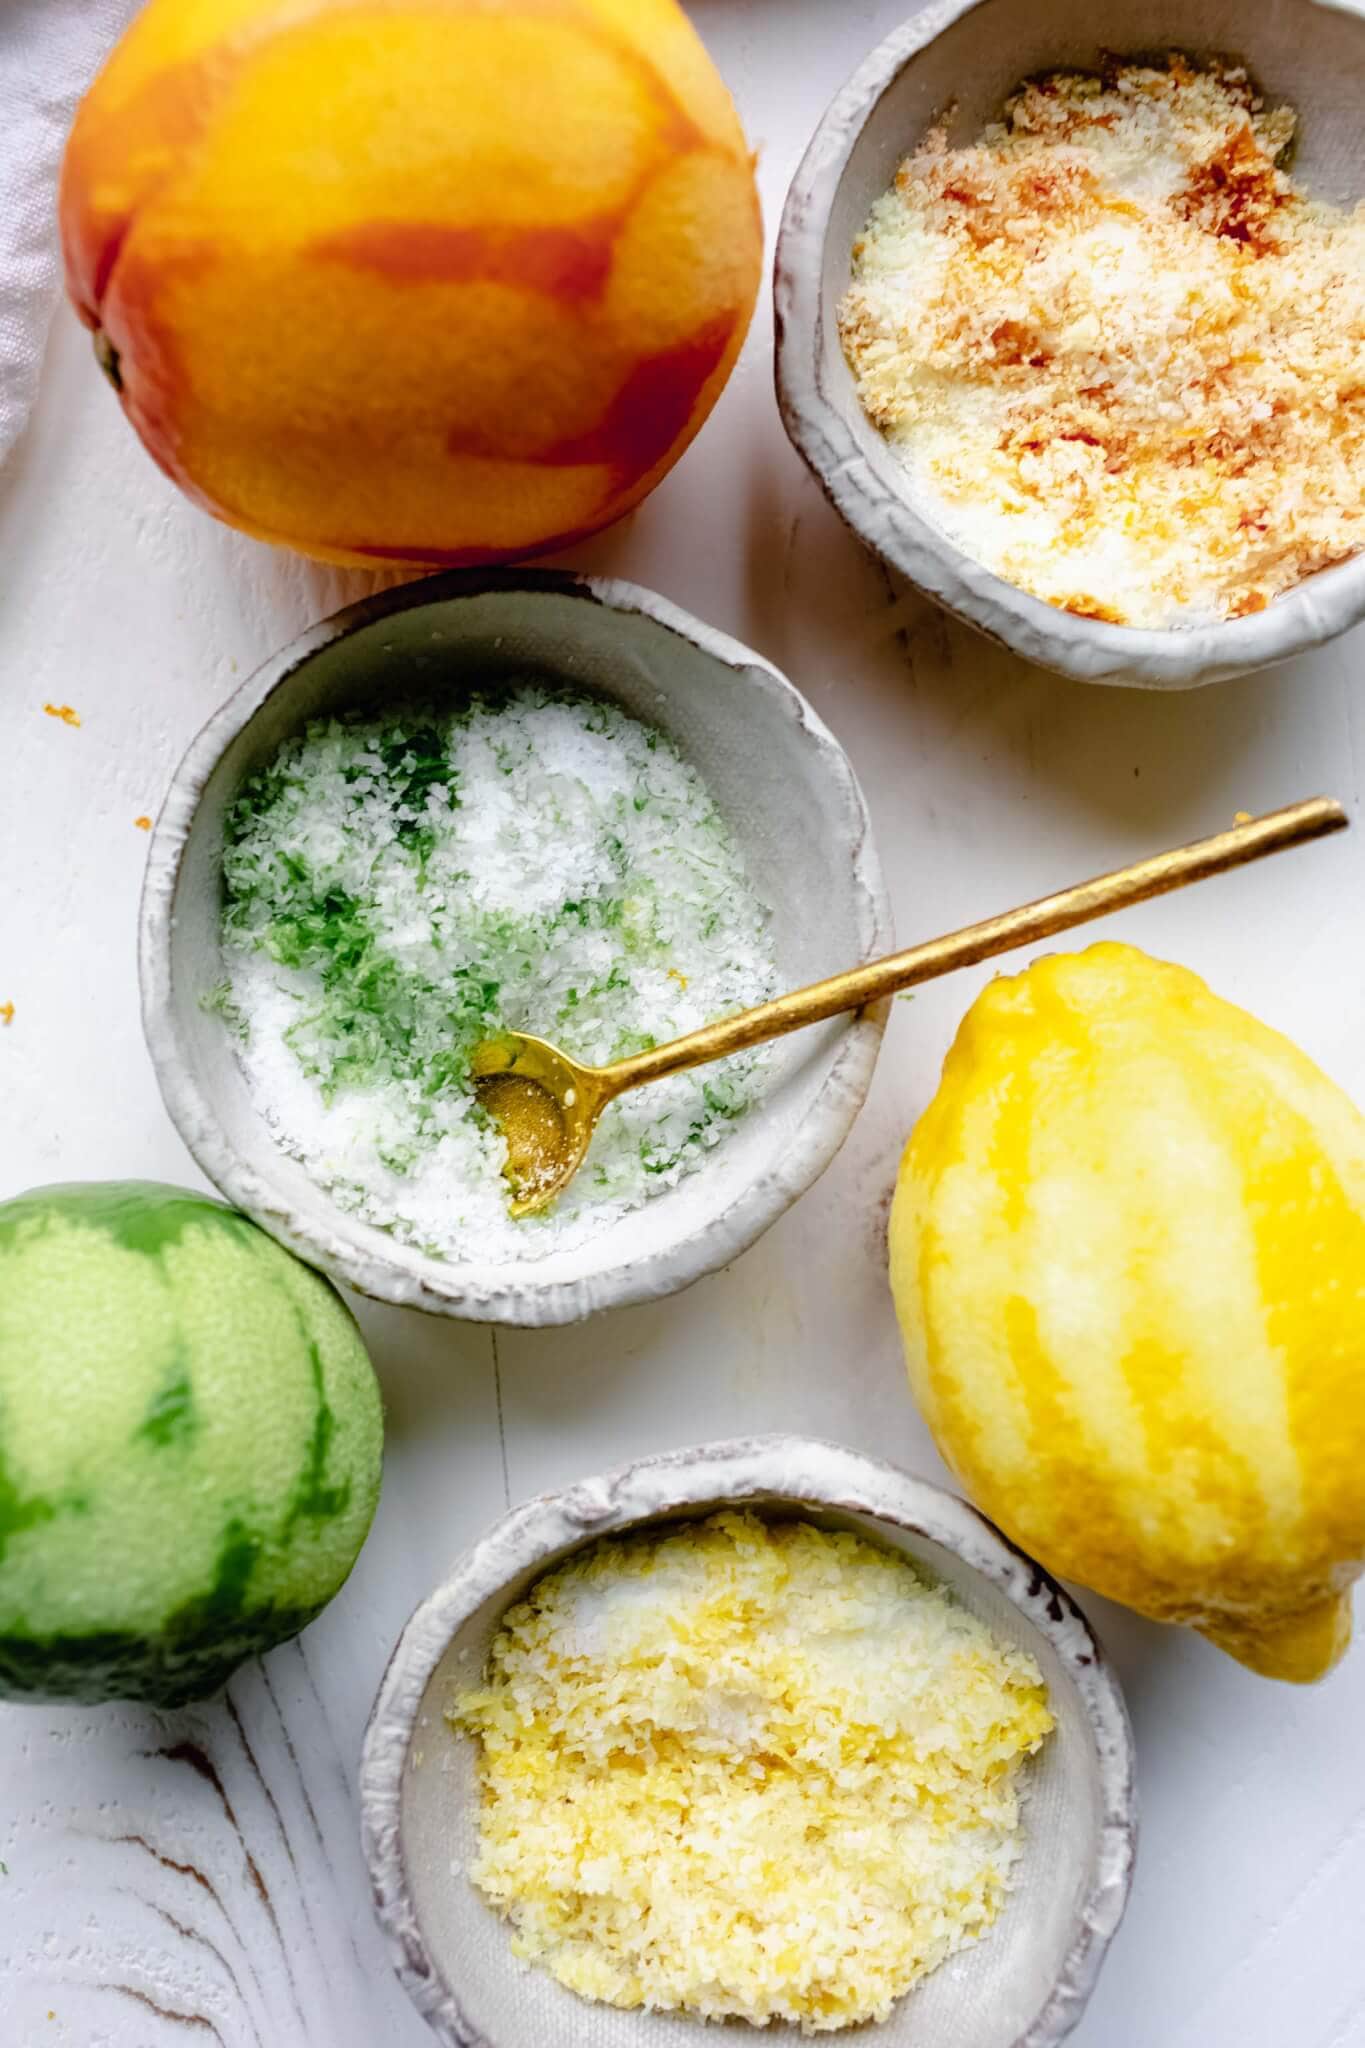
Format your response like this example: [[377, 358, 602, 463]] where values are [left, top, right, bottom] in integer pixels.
[[794, 0, 1365, 682], [397, 1496, 1112, 2048], [157, 583, 885, 1317]]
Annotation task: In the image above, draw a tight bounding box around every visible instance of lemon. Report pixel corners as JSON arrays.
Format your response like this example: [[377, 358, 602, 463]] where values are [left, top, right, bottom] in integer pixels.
[[889, 942, 1365, 1682]]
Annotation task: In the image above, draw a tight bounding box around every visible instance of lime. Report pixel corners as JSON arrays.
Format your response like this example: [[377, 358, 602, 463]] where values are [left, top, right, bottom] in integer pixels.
[[0, 1180, 383, 1704]]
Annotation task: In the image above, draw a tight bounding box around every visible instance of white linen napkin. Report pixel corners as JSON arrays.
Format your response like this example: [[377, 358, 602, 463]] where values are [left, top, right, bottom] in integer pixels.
[[0, 0, 138, 466]]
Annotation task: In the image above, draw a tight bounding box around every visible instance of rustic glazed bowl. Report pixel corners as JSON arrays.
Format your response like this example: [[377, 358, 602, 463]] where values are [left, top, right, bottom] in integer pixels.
[[775, 0, 1365, 688], [141, 572, 890, 1325], [361, 1436, 1137, 2048]]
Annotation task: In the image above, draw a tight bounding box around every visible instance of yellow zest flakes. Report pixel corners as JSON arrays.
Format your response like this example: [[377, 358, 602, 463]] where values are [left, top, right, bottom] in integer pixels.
[[134, 816, 153, 831], [450, 1511, 1052, 2033], [0, 1003, 13, 1026], [667, 965, 689, 989], [840, 57, 1365, 627], [43, 703, 81, 727]]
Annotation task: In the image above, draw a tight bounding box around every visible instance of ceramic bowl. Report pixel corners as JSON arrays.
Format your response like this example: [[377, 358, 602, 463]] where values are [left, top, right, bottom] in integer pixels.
[[140, 571, 890, 1325], [775, 0, 1365, 689], [361, 1436, 1137, 2048]]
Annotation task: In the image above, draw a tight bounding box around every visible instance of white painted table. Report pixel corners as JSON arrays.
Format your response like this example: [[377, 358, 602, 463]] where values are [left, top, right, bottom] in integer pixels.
[[4, 4, 1365, 2042]]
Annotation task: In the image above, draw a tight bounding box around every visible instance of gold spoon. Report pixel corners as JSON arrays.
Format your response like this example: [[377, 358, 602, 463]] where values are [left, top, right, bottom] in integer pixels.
[[472, 796, 1347, 1216]]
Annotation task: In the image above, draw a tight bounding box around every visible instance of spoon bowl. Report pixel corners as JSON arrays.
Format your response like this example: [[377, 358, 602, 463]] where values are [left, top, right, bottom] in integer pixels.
[[470, 1034, 605, 1215]]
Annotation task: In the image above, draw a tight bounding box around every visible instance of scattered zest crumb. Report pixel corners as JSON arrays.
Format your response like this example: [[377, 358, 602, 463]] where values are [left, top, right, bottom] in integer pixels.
[[134, 815, 152, 831], [0, 1004, 13, 1027], [1234, 809, 1253, 823], [840, 55, 1365, 627], [43, 703, 81, 727]]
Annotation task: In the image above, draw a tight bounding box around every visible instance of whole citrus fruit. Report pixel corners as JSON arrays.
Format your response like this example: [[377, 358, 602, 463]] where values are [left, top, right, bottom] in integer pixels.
[[0, 1181, 383, 1705], [58, 0, 761, 567], [889, 943, 1365, 1683]]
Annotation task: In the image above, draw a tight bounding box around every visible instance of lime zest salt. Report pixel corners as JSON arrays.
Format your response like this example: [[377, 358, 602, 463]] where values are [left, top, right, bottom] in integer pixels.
[[217, 687, 778, 1261]]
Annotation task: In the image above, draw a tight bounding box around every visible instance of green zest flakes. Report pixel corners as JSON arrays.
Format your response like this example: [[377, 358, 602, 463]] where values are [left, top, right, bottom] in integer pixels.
[[218, 688, 778, 1261]]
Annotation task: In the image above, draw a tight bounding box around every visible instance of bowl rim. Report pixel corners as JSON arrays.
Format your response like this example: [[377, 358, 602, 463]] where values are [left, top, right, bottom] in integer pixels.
[[359, 1433, 1138, 2048], [138, 569, 891, 1326], [773, 0, 1365, 689]]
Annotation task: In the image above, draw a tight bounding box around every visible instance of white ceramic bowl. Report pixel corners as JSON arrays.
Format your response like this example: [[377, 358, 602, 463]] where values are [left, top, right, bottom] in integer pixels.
[[140, 571, 890, 1325], [361, 1436, 1137, 2048], [775, 0, 1365, 689]]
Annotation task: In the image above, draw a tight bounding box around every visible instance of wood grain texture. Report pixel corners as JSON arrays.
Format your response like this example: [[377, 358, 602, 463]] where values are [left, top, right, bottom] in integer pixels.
[[1, 1651, 429, 2042], [4, 3, 1365, 2044]]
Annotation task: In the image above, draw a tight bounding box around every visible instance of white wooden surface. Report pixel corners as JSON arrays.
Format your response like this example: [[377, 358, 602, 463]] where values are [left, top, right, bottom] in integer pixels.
[[4, 4, 1365, 2042]]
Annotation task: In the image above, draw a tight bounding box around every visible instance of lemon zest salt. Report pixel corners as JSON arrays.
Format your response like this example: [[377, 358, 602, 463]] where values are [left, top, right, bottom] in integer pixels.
[[451, 1511, 1053, 2033]]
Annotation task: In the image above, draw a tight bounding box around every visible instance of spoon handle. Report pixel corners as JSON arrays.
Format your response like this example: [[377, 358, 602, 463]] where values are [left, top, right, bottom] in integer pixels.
[[600, 797, 1348, 1095]]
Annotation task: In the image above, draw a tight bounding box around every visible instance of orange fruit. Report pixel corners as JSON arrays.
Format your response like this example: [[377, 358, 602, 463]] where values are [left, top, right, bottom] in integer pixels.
[[59, 0, 761, 568]]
